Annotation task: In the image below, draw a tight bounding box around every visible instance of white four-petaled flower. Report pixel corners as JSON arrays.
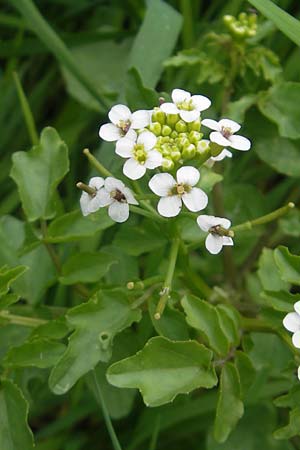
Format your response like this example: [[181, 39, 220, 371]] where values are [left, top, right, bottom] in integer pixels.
[[197, 215, 234, 255], [202, 118, 251, 151], [149, 166, 208, 218], [98, 177, 138, 223], [99, 104, 150, 142], [283, 302, 300, 380], [160, 88, 211, 123], [116, 130, 162, 180], [79, 177, 104, 216]]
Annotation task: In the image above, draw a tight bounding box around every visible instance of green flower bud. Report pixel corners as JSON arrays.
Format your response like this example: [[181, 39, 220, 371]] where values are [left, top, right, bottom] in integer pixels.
[[188, 120, 201, 132], [161, 143, 171, 156], [149, 122, 162, 136], [162, 157, 174, 171], [177, 136, 189, 149], [182, 143, 196, 159], [210, 142, 224, 157], [238, 12, 247, 23], [152, 108, 165, 125], [171, 148, 181, 161], [189, 131, 202, 145], [162, 125, 172, 136], [166, 114, 179, 127], [223, 14, 234, 25], [170, 130, 178, 139], [175, 120, 187, 133]]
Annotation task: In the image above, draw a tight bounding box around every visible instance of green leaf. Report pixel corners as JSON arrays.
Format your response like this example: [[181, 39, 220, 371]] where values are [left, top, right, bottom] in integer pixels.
[[148, 299, 190, 341], [216, 304, 240, 348], [128, 0, 182, 88], [113, 222, 167, 256], [0, 265, 28, 297], [274, 407, 300, 439], [198, 167, 223, 193], [257, 248, 289, 291], [181, 295, 230, 355], [10, 127, 69, 221], [274, 246, 300, 285], [49, 289, 141, 395], [234, 351, 256, 398], [258, 83, 300, 140], [226, 95, 257, 123], [59, 252, 118, 285], [125, 67, 159, 111], [0, 379, 34, 450], [46, 209, 114, 243], [3, 338, 66, 369], [279, 208, 300, 237], [260, 290, 298, 312], [247, 0, 300, 47], [214, 363, 244, 443], [0, 294, 20, 309], [106, 336, 217, 407]]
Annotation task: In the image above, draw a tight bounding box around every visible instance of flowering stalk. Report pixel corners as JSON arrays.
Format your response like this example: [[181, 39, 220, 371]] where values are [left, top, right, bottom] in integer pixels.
[[83, 148, 113, 177], [0, 310, 48, 327], [154, 238, 180, 320]]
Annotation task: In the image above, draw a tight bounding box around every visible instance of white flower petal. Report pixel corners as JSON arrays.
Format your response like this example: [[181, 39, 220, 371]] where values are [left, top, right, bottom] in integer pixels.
[[160, 102, 179, 114], [98, 188, 113, 207], [211, 149, 232, 161], [176, 166, 200, 186], [179, 109, 200, 123], [105, 177, 125, 192], [108, 201, 129, 223], [294, 301, 300, 315], [149, 173, 176, 196], [205, 233, 224, 255], [108, 104, 131, 125], [172, 88, 191, 104], [197, 215, 216, 232], [144, 150, 163, 169], [123, 187, 139, 205], [293, 330, 300, 349], [191, 95, 211, 111], [283, 312, 300, 333], [80, 192, 91, 216], [218, 217, 231, 229], [219, 119, 241, 133], [222, 236, 234, 246], [125, 128, 137, 140], [298, 367, 300, 380], [115, 137, 135, 158], [89, 177, 104, 190], [201, 119, 220, 131], [229, 135, 251, 151], [137, 130, 156, 150], [182, 188, 208, 212], [130, 110, 150, 129], [99, 123, 122, 142], [157, 196, 182, 217], [123, 158, 146, 180], [210, 131, 231, 147]]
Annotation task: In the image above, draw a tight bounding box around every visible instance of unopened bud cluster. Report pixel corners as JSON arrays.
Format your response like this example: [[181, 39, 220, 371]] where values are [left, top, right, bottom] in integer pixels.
[[148, 108, 208, 170], [223, 12, 257, 39]]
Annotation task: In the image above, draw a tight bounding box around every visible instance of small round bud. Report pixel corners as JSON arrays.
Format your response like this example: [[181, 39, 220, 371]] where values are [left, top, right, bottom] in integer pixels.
[[182, 143, 196, 159], [152, 108, 166, 125], [170, 130, 178, 139], [189, 131, 202, 145], [149, 122, 162, 136], [166, 113, 179, 127], [162, 157, 174, 171], [175, 120, 187, 133], [127, 281, 135, 290], [171, 150, 182, 162], [188, 120, 201, 132], [162, 125, 172, 136], [223, 14, 234, 25]]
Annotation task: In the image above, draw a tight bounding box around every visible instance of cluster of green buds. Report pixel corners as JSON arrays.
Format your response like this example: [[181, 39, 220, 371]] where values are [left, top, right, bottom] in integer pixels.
[[147, 107, 214, 171], [223, 12, 257, 40]]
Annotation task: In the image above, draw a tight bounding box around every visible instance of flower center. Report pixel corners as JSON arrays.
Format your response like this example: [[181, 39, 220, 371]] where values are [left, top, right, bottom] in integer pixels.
[[133, 144, 147, 164], [170, 183, 191, 196], [118, 120, 131, 135], [176, 99, 194, 111], [221, 126, 232, 139], [209, 225, 234, 237], [111, 189, 127, 203]]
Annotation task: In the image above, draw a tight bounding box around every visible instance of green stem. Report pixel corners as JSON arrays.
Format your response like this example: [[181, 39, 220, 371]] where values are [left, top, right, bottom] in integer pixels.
[[149, 414, 161, 450], [183, 269, 213, 299], [130, 284, 161, 310], [83, 148, 113, 177], [0, 310, 47, 327], [91, 370, 123, 450], [127, 275, 163, 291], [179, 0, 194, 48], [130, 205, 164, 223], [12, 71, 39, 145], [10, 0, 109, 109], [155, 238, 180, 320], [232, 202, 295, 232], [131, 180, 160, 217]]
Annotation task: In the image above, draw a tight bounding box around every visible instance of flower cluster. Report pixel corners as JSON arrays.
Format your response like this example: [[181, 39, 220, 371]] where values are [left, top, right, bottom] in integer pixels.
[[283, 303, 300, 380], [79, 88, 252, 254]]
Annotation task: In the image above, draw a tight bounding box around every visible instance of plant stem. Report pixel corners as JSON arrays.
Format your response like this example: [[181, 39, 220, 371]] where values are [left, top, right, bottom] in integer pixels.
[[91, 370, 123, 450], [127, 275, 163, 291], [232, 202, 295, 232], [130, 284, 161, 310], [0, 310, 47, 327], [183, 269, 213, 299], [155, 238, 180, 320], [179, 0, 194, 48], [130, 205, 164, 222], [149, 414, 161, 450], [83, 148, 113, 177], [12, 71, 39, 146]]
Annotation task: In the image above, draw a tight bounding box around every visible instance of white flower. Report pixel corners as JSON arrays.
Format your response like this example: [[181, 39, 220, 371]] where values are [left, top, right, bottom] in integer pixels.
[[79, 177, 104, 216], [283, 301, 300, 349], [116, 130, 162, 180], [202, 118, 251, 151], [99, 104, 150, 142], [98, 177, 138, 223], [160, 88, 211, 123], [197, 215, 234, 255], [210, 149, 233, 162], [149, 166, 208, 218], [198, 139, 232, 167]]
